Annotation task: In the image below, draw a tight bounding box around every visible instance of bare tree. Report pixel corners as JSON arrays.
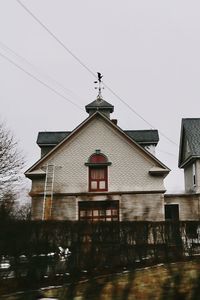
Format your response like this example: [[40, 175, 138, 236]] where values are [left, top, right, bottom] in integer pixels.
[[0, 121, 24, 219], [13, 202, 31, 220]]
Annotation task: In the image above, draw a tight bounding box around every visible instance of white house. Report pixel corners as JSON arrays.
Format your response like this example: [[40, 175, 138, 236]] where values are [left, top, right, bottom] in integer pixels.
[[25, 95, 170, 221]]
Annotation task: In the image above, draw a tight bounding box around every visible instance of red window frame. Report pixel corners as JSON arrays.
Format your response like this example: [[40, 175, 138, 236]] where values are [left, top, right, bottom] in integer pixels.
[[89, 166, 108, 192], [79, 200, 119, 222]]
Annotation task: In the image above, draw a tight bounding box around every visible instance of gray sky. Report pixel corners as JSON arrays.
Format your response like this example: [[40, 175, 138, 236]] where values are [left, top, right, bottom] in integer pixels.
[[1, 0, 200, 193]]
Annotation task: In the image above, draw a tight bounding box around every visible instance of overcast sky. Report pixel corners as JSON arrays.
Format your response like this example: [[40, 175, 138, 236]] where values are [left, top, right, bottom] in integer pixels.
[[1, 0, 200, 193]]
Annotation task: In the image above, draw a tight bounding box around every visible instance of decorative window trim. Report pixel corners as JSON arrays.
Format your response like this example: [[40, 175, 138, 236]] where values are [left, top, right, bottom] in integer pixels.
[[85, 162, 111, 166], [86, 151, 111, 192]]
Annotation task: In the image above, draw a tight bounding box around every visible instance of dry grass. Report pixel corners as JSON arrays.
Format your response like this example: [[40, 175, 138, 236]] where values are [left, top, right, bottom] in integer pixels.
[[2, 260, 200, 299], [39, 260, 200, 300]]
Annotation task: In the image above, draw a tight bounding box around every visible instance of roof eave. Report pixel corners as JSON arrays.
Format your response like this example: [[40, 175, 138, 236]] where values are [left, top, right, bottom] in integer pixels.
[[25, 111, 170, 174], [149, 169, 170, 178], [37, 143, 57, 147], [179, 155, 200, 168], [137, 142, 158, 146], [85, 106, 114, 113]]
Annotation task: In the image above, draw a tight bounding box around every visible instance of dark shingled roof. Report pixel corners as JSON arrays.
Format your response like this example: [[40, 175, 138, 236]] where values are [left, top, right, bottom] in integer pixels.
[[85, 97, 114, 113], [179, 118, 200, 167], [37, 129, 159, 147], [37, 131, 71, 145], [124, 130, 159, 144], [182, 119, 200, 155]]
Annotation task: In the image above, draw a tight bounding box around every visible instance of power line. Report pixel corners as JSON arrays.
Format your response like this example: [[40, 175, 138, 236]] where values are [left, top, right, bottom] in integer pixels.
[[103, 84, 178, 147], [157, 149, 177, 158], [0, 40, 82, 102], [16, 0, 178, 147], [16, 0, 96, 78], [1, 48, 178, 157], [0, 51, 83, 111]]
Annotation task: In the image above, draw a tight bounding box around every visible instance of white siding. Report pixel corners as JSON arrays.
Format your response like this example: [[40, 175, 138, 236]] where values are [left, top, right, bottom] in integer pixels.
[[33, 117, 166, 194], [184, 164, 194, 193], [184, 160, 200, 193]]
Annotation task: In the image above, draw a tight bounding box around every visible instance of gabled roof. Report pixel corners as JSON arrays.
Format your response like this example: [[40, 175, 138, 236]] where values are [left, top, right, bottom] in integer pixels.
[[36, 129, 159, 147], [25, 111, 170, 175], [179, 118, 200, 168]]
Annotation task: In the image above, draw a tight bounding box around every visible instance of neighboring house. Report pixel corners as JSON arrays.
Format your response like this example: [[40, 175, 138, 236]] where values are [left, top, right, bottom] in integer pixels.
[[25, 96, 170, 221], [179, 118, 200, 194], [164, 118, 200, 221]]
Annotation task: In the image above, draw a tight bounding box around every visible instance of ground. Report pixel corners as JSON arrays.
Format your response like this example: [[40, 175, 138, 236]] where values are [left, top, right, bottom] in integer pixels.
[[2, 259, 200, 300]]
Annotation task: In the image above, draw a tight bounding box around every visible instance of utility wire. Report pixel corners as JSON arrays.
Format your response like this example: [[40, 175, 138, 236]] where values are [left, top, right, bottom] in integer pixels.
[[157, 149, 177, 158], [0, 49, 178, 157], [0, 40, 82, 102], [0, 51, 83, 111], [16, 0, 178, 147], [103, 83, 178, 147], [16, 0, 96, 78]]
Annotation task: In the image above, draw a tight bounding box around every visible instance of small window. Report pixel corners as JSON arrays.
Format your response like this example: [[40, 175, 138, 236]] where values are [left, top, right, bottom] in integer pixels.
[[80, 210, 86, 217], [87, 210, 92, 217], [89, 166, 107, 191], [165, 204, 179, 221], [193, 163, 196, 186], [91, 181, 98, 190], [106, 209, 111, 216], [93, 210, 99, 217], [86, 152, 111, 192], [99, 209, 105, 216]]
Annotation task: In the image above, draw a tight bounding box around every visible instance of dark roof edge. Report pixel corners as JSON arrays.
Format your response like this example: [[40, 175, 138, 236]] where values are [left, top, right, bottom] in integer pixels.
[[179, 155, 200, 168], [25, 111, 170, 174], [37, 144, 57, 146], [36, 131, 71, 145], [37, 129, 159, 146], [178, 119, 184, 167]]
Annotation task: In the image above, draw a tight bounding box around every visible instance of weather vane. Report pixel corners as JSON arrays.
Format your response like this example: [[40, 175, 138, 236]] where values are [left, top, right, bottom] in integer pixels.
[[94, 72, 104, 99]]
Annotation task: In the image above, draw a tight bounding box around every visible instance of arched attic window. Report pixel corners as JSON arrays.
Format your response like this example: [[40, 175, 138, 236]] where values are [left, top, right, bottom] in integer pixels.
[[85, 150, 111, 192]]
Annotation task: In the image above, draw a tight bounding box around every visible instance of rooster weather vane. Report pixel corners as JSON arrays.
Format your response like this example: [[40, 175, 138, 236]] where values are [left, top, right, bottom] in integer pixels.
[[94, 72, 104, 99]]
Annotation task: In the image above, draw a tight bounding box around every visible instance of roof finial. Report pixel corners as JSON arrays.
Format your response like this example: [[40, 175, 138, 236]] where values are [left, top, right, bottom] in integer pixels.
[[94, 72, 104, 99]]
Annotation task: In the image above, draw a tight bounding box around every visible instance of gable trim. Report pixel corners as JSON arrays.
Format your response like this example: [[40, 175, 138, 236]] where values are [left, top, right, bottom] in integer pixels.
[[25, 112, 170, 175]]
